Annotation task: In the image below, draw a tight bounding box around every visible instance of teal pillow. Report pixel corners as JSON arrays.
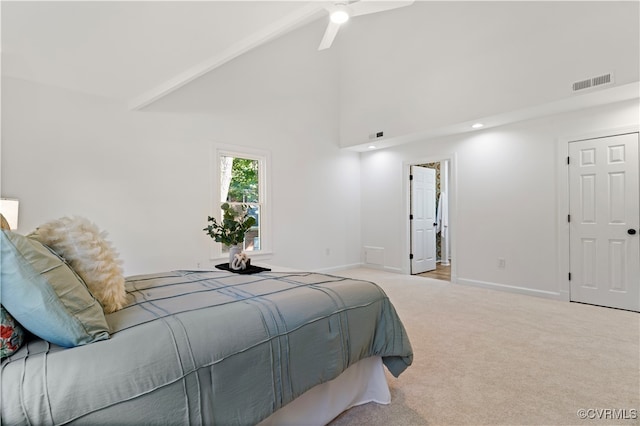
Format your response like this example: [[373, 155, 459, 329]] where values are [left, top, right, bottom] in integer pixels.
[[0, 230, 109, 347]]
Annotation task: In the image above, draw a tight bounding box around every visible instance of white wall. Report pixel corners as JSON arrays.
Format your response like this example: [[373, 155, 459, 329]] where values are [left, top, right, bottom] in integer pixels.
[[2, 77, 211, 275], [360, 99, 639, 297], [1, 20, 362, 275], [337, 1, 640, 148], [2, 3, 638, 292]]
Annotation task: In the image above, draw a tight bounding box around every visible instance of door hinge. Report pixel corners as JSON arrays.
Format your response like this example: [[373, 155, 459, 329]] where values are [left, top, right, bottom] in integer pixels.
[[409, 253, 414, 260], [567, 156, 570, 165], [568, 214, 571, 223], [410, 214, 413, 220], [409, 174, 413, 180], [568, 272, 572, 281]]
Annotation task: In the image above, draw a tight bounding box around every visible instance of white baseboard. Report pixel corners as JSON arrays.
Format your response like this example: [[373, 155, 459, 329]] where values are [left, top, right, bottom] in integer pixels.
[[313, 263, 365, 274], [357, 263, 403, 274], [316, 263, 404, 275], [456, 278, 565, 301]]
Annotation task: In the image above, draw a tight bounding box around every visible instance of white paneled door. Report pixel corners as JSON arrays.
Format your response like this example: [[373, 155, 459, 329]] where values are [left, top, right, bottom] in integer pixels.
[[411, 166, 437, 274], [569, 133, 639, 312]]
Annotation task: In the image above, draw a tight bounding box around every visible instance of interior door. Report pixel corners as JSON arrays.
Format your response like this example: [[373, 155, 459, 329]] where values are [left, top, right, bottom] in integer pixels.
[[569, 132, 639, 312], [411, 166, 437, 274]]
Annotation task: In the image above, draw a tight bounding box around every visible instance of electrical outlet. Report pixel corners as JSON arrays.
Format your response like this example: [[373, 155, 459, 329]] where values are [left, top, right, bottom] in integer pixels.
[[498, 258, 506, 269]]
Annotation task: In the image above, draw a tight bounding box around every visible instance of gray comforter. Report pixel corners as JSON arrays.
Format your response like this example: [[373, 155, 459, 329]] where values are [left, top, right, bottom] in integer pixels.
[[1, 271, 413, 425]]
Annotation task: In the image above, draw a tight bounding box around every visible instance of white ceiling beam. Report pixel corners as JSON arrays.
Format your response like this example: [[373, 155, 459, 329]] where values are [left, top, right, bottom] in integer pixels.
[[128, 2, 326, 111]]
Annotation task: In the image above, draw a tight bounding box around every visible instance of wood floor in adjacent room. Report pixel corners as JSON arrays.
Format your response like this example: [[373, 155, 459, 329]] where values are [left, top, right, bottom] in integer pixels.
[[416, 262, 451, 281], [329, 268, 640, 426]]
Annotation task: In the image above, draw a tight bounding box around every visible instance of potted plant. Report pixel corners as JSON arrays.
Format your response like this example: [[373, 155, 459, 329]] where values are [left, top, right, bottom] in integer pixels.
[[204, 203, 256, 266]]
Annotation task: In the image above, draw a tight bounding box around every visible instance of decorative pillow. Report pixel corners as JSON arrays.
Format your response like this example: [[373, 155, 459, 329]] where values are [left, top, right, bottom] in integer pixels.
[[0, 230, 110, 347], [1, 305, 25, 358], [0, 213, 10, 230], [29, 216, 127, 313]]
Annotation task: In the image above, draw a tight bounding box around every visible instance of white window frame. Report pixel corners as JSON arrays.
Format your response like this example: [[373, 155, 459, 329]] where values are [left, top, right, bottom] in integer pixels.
[[211, 144, 272, 261]]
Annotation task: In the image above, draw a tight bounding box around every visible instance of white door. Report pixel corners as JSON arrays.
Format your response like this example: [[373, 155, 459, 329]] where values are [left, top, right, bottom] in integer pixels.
[[569, 133, 639, 312], [411, 166, 437, 274]]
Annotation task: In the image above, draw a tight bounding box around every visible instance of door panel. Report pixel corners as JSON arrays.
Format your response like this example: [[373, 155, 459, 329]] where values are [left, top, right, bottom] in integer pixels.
[[411, 166, 436, 274], [580, 174, 596, 222], [609, 239, 626, 291], [569, 132, 639, 312], [580, 238, 596, 287]]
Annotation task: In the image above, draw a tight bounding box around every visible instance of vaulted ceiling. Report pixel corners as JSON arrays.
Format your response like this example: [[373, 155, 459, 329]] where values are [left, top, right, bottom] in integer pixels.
[[2, 1, 639, 149], [1, 1, 325, 107]]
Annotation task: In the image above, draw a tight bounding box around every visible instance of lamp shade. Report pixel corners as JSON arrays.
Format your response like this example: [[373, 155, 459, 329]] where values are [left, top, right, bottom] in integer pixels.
[[0, 199, 20, 230]]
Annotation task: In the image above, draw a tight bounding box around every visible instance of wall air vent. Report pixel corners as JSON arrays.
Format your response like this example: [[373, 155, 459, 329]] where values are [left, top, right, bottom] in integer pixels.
[[592, 73, 612, 87], [572, 79, 591, 91], [572, 73, 614, 92]]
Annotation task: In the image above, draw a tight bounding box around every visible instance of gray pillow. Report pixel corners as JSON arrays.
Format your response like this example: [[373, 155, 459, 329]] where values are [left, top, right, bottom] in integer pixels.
[[0, 230, 109, 347]]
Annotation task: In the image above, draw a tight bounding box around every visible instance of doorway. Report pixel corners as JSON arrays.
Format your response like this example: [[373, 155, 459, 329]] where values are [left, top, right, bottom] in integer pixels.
[[568, 132, 639, 312], [409, 158, 453, 281]]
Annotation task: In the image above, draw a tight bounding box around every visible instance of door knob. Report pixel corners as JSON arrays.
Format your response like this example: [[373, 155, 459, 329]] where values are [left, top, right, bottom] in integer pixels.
[[629, 229, 637, 235]]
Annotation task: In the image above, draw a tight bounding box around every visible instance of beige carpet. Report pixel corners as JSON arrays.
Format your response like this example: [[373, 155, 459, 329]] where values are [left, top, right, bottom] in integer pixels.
[[328, 268, 640, 426]]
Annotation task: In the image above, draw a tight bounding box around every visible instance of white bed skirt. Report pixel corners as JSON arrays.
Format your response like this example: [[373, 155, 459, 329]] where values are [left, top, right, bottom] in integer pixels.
[[259, 356, 390, 426]]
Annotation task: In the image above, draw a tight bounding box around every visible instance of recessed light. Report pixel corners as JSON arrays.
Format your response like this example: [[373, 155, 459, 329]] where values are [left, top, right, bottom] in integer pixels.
[[471, 123, 484, 129], [368, 145, 376, 149]]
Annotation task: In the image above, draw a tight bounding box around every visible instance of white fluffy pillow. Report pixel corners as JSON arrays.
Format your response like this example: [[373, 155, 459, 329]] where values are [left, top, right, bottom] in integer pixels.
[[30, 216, 127, 313]]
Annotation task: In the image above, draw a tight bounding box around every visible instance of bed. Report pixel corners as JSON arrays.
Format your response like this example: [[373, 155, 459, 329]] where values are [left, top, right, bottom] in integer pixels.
[[1, 269, 413, 425]]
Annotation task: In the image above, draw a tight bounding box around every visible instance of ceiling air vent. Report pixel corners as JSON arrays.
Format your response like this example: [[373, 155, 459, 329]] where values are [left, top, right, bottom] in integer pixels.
[[572, 73, 614, 92]]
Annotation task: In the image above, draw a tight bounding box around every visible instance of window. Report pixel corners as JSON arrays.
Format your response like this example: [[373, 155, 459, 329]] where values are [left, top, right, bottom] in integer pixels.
[[215, 147, 269, 257]]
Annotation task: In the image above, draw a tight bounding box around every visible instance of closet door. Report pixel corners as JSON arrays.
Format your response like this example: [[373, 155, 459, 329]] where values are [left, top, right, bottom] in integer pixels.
[[569, 132, 639, 311]]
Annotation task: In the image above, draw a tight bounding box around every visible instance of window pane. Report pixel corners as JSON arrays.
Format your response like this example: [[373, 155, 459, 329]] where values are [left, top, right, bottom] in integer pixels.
[[220, 202, 260, 253], [219, 153, 261, 253], [220, 156, 259, 203], [245, 204, 260, 251]]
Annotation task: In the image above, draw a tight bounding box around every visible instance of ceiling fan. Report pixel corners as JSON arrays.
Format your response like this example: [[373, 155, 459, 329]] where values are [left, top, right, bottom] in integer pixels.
[[318, 0, 415, 50]]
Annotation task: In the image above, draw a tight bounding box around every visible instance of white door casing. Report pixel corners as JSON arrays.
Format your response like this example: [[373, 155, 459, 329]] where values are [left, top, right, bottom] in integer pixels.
[[569, 132, 640, 312], [411, 166, 437, 274]]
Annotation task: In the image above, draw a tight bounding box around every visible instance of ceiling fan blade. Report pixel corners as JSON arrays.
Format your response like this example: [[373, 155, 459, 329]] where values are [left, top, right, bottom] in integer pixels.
[[318, 21, 341, 50], [349, 0, 414, 17]]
